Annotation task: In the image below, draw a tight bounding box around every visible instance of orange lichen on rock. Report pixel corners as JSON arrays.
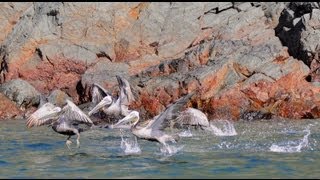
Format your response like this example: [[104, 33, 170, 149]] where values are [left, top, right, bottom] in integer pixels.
[[139, 91, 163, 117], [18, 56, 88, 103], [200, 64, 229, 100], [0, 93, 22, 120], [129, 2, 149, 20]]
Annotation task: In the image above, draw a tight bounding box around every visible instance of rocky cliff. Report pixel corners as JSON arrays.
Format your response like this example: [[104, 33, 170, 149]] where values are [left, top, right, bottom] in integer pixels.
[[1, 2, 320, 121]]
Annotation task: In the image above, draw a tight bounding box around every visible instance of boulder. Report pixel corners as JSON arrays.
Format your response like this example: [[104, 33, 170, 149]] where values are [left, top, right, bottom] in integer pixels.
[[47, 89, 72, 107], [0, 78, 40, 109]]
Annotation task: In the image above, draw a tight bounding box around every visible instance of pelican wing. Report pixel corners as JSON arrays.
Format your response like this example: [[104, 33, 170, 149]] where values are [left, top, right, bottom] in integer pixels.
[[92, 83, 112, 106], [175, 108, 209, 127], [116, 75, 135, 106], [62, 100, 93, 125], [26, 102, 61, 128], [146, 93, 194, 131]]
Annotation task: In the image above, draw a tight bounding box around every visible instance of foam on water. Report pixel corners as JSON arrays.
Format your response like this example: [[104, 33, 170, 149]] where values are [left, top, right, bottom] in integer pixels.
[[269, 126, 311, 153], [178, 129, 193, 137], [120, 135, 141, 155], [159, 144, 184, 156], [209, 120, 237, 136]]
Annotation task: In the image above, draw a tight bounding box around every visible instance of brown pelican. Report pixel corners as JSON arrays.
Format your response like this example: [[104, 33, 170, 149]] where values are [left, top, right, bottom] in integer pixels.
[[112, 93, 194, 146], [172, 107, 211, 131], [88, 75, 135, 124], [26, 99, 98, 149], [110, 107, 211, 131]]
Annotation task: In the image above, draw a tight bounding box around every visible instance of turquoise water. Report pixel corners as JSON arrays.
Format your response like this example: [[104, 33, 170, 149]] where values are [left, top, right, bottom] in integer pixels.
[[1, 118, 320, 178]]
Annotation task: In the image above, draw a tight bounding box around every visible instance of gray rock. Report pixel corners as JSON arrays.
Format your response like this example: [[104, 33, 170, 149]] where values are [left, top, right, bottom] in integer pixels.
[[47, 89, 72, 107], [242, 73, 275, 87], [0, 78, 40, 108], [202, 8, 238, 28], [81, 60, 130, 90], [237, 2, 253, 11], [38, 42, 97, 64]]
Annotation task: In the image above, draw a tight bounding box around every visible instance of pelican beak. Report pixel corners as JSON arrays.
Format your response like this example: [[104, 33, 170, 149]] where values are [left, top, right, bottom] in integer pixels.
[[89, 96, 112, 116], [113, 114, 134, 128]]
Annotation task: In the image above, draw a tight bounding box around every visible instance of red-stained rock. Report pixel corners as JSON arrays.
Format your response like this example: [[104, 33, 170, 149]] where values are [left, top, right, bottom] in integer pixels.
[[139, 91, 163, 118], [17, 57, 88, 104], [3, 2, 320, 122], [0, 93, 22, 120]]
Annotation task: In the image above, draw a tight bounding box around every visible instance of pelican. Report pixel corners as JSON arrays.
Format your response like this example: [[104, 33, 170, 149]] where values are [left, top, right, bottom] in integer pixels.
[[172, 107, 211, 131], [88, 75, 135, 124], [112, 93, 194, 147], [88, 83, 114, 122], [26, 99, 99, 149], [109, 107, 211, 131]]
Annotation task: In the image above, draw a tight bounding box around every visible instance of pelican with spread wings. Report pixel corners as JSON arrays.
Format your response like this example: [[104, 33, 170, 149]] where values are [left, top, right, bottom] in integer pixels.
[[88, 75, 135, 124], [112, 93, 194, 146], [26, 99, 102, 149]]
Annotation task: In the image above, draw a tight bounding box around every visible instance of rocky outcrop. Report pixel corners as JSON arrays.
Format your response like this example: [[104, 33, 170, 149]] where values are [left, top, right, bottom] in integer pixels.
[[0, 78, 40, 109], [1, 2, 320, 121], [275, 2, 320, 82]]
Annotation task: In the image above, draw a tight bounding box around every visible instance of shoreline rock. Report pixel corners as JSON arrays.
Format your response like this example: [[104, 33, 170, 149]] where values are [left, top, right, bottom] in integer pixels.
[[1, 2, 320, 121]]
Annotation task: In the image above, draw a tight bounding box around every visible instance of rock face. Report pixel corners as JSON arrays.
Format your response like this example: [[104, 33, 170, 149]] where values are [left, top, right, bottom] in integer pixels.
[[1, 2, 320, 120], [0, 92, 22, 120], [0, 78, 40, 109], [47, 89, 72, 107]]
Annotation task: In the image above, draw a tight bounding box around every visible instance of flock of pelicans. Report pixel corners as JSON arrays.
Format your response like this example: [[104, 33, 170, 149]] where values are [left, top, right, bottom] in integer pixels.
[[26, 76, 211, 151]]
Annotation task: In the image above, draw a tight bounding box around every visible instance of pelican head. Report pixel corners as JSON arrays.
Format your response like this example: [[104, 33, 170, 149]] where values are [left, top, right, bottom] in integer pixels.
[[113, 110, 139, 128], [88, 95, 113, 116]]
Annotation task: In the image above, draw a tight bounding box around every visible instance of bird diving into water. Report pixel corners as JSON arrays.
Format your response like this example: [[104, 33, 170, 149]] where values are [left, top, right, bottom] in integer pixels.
[[109, 107, 211, 132], [88, 75, 135, 125], [26, 99, 98, 150], [173, 107, 211, 131], [111, 93, 194, 148]]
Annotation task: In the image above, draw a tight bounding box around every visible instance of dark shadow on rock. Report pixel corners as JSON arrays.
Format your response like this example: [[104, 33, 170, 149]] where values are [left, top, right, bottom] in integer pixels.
[[240, 110, 273, 121], [274, 3, 312, 66], [76, 80, 86, 104]]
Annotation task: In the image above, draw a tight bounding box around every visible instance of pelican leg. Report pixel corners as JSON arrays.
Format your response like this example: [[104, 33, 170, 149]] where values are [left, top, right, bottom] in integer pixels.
[[66, 136, 72, 150], [76, 132, 80, 148], [71, 129, 81, 148]]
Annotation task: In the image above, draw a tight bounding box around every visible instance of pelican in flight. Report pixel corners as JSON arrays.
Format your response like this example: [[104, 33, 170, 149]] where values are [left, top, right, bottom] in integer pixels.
[[109, 107, 211, 131], [26, 99, 97, 149], [88, 75, 135, 124], [112, 93, 194, 147]]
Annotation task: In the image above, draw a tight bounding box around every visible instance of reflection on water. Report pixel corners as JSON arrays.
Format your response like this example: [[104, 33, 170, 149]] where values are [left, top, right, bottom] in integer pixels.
[[1, 118, 320, 178]]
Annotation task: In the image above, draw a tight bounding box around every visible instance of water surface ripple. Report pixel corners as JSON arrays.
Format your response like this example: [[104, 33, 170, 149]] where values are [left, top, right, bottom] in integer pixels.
[[1, 119, 320, 178]]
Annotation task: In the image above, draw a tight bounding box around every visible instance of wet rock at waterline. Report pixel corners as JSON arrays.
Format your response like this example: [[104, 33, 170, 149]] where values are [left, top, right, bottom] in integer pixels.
[[1, 2, 320, 120]]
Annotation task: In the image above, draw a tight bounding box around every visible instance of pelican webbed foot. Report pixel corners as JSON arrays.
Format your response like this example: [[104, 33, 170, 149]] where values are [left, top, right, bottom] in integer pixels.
[[66, 139, 73, 150]]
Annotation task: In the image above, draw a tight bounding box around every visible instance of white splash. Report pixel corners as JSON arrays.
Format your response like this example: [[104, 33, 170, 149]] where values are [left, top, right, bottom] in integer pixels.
[[120, 135, 141, 155], [209, 120, 237, 136], [159, 144, 184, 156], [269, 127, 311, 153], [178, 129, 193, 137]]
